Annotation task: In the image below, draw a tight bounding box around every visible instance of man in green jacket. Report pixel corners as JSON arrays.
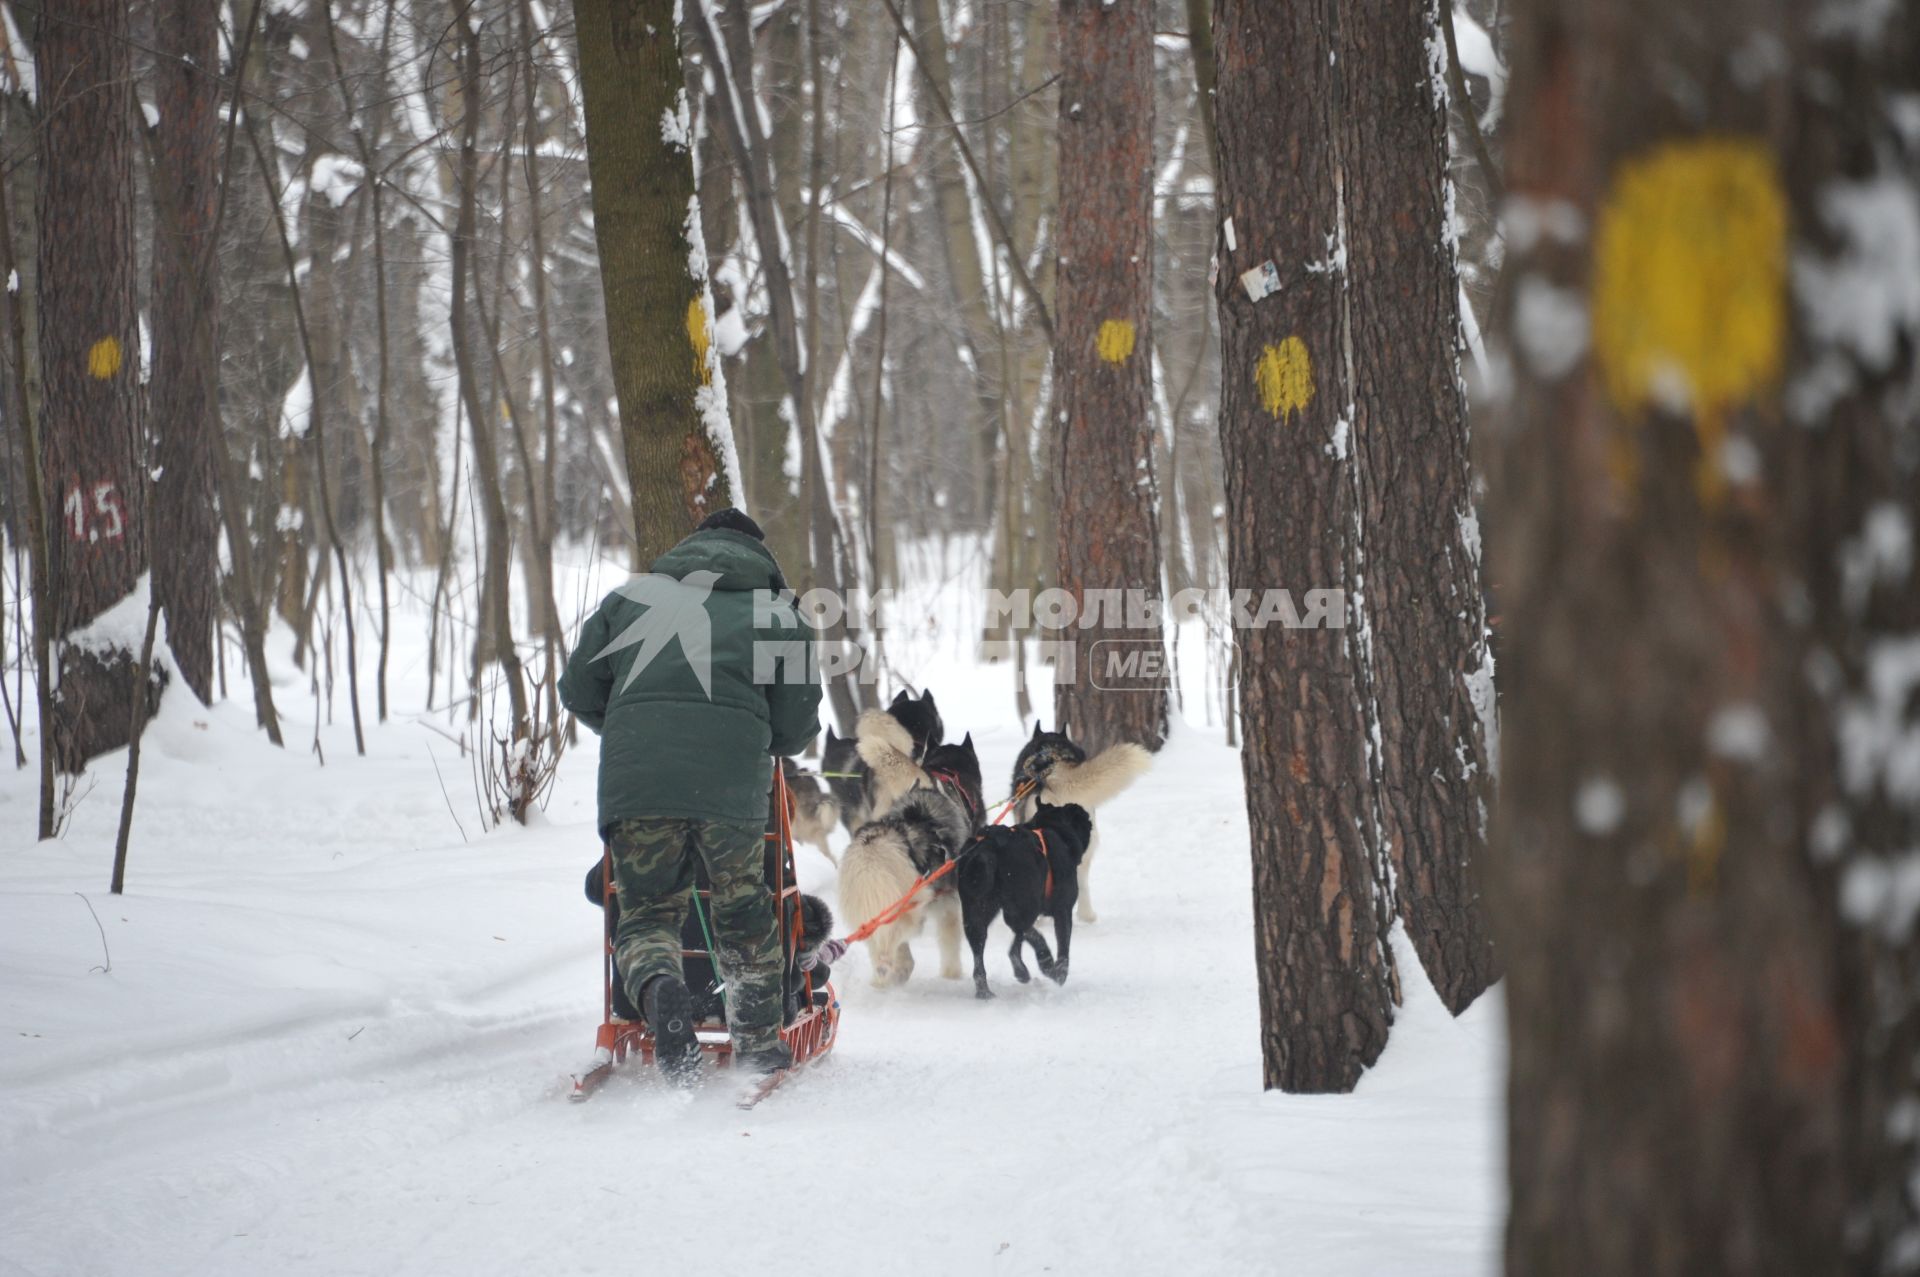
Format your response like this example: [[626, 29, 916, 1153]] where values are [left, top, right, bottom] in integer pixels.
[[559, 509, 822, 1083]]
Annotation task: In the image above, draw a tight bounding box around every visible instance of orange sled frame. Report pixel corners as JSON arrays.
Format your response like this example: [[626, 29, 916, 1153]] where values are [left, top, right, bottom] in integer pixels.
[[569, 761, 840, 1100]]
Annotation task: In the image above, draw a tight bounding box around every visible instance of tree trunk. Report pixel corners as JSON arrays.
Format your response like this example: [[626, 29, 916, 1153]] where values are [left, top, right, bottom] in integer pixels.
[[1489, 0, 1920, 1269], [1051, 0, 1167, 756], [571, 0, 735, 569], [319, 0, 397, 724], [1212, 0, 1398, 1093], [688, 0, 868, 730], [0, 96, 56, 830], [243, 106, 364, 756], [1342, 0, 1499, 1014], [451, 0, 532, 765], [149, 0, 222, 706], [36, 0, 154, 771]]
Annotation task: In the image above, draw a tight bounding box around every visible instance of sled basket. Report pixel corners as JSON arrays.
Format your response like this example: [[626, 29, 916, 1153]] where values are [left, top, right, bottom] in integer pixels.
[[570, 759, 840, 1100]]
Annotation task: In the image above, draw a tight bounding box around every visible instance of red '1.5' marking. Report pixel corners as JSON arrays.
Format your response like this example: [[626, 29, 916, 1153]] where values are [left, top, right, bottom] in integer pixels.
[[64, 481, 125, 545]]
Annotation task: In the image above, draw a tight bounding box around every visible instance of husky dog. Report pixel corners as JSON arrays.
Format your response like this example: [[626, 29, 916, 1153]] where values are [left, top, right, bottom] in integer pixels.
[[857, 698, 974, 822], [1012, 724, 1152, 923], [956, 802, 1094, 999], [821, 689, 944, 833], [779, 757, 840, 866], [820, 726, 868, 834], [836, 730, 984, 986]]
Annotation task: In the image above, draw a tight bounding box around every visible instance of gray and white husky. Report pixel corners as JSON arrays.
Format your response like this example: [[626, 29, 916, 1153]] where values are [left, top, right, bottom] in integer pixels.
[[835, 709, 983, 986]]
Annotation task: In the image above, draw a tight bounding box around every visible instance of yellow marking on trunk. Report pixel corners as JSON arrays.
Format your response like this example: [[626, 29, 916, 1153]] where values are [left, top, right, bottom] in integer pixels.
[[1256, 337, 1314, 419], [1592, 138, 1785, 506], [686, 297, 712, 385], [1096, 318, 1136, 364], [87, 337, 122, 380]]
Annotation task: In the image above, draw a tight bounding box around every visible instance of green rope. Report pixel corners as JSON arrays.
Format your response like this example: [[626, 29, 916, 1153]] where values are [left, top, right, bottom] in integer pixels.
[[690, 889, 724, 1013]]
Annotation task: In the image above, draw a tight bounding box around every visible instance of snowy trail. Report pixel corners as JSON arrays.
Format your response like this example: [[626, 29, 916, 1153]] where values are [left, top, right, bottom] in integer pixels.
[[2, 677, 1501, 1275]]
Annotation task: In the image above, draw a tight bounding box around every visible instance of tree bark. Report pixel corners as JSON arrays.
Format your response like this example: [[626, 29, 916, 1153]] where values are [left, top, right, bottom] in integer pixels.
[[1212, 0, 1399, 1093], [36, 0, 154, 771], [1342, 0, 1499, 1014], [149, 0, 222, 705], [0, 96, 56, 830], [1489, 0, 1920, 1269], [1051, 0, 1167, 756], [571, 0, 734, 569]]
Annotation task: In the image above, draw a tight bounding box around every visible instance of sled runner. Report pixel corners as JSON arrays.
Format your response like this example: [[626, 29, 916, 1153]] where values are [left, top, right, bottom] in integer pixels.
[[569, 760, 841, 1101]]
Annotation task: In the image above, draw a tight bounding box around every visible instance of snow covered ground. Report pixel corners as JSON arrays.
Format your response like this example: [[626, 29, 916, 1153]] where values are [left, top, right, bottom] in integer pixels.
[[1, 557, 1503, 1276]]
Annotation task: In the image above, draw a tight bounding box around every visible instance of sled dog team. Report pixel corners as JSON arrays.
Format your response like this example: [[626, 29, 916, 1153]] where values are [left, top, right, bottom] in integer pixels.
[[795, 689, 1151, 1000]]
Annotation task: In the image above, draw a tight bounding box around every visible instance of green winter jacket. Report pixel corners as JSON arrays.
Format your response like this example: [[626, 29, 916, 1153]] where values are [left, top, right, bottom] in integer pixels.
[[559, 529, 822, 830]]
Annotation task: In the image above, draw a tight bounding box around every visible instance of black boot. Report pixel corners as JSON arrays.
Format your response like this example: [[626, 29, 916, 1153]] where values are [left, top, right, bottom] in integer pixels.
[[641, 975, 703, 1086], [736, 1041, 792, 1075]]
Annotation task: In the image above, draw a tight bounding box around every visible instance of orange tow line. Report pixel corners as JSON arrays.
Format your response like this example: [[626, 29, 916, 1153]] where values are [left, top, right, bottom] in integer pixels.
[[832, 778, 1036, 949]]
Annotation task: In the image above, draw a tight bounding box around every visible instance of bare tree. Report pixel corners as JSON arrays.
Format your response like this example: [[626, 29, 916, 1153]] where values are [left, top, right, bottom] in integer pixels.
[[572, 0, 735, 567], [149, 0, 223, 705], [36, 0, 153, 771], [1051, 0, 1167, 756], [1342, 0, 1499, 1014], [1488, 0, 1920, 1268], [1211, 0, 1399, 1093], [450, 0, 532, 783]]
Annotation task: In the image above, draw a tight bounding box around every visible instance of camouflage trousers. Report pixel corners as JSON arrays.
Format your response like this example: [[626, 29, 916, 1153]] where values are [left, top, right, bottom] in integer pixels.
[[606, 815, 783, 1056]]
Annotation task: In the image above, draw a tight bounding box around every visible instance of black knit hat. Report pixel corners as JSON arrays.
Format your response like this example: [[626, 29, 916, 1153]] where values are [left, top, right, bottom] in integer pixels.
[[697, 507, 766, 541]]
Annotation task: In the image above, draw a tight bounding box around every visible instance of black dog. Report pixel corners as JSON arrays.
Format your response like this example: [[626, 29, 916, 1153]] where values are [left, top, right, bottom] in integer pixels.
[[822, 689, 944, 833], [955, 802, 1094, 999]]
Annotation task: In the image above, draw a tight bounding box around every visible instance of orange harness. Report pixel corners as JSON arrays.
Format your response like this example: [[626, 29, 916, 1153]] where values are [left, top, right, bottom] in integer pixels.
[[833, 780, 1040, 948]]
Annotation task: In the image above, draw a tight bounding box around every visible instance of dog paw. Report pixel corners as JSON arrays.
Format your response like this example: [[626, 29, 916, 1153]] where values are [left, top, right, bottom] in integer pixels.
[[1047, 963, 1070, 986], [1077, 907, 1098, 924], [1011, 966, 1031, 984], [940, 965, 962, 980], [974, 985, 995, 1000]]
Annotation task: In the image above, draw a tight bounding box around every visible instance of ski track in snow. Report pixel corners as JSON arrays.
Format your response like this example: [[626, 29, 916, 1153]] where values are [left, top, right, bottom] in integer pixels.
[[1, 604, 1501, 1276]]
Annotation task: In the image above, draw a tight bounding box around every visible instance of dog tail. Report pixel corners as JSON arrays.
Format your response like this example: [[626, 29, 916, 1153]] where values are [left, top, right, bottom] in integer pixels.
[[836, 823, 924, 936], [1040, 742, 1151, 811], [856, 707, 926, 818]]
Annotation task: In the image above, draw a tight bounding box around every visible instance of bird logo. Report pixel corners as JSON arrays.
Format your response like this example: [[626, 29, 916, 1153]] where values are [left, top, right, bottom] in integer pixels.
[[598, 570, 722, 698]]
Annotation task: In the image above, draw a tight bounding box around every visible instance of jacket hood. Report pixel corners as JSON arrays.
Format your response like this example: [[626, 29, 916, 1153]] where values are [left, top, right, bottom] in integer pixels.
[[650, 528, 786, 592]]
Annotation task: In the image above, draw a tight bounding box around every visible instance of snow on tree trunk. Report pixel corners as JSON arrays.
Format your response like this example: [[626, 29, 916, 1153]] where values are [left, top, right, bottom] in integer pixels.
[[1212, 0, 1398, 1094], [1341, 0, 1500, 1015], [573, 0, 737, 569], [1051, 0, 1168, 756], [1489, 0, 1920, 1268], [37, 0, 157, 770]]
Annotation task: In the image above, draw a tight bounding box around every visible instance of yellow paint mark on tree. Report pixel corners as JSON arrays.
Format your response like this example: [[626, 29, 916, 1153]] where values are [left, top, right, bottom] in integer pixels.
[[1256, 337, 1314, 420], [1096, 319, 1136, 364], [686, 297, 712, 386], [1685, 787, 1727, 897], [1591, 138, 1786, 506], [87, 337, 122, 380]]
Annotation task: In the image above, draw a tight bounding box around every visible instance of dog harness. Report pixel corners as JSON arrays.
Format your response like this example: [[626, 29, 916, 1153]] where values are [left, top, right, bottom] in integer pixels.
[[1032, 829, 1052, 903], [926, 767, 979, 819]]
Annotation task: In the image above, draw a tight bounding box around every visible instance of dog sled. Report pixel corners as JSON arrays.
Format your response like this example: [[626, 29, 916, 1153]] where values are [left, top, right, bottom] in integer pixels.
[[569, 761, 841, 1102]]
